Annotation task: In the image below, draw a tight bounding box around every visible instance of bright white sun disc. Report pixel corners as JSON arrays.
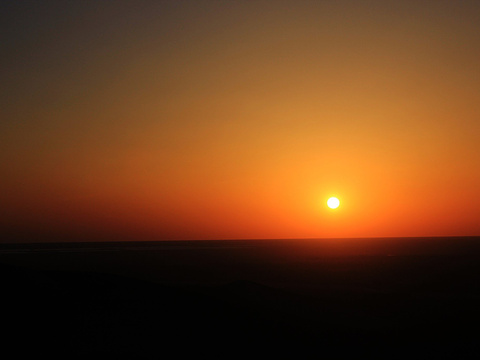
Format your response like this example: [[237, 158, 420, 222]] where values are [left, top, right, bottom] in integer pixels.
[[327, 197, 340, 209]]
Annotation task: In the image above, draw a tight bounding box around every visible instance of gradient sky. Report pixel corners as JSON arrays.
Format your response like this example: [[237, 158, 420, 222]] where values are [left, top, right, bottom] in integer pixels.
[[1, 0, 480, 242]]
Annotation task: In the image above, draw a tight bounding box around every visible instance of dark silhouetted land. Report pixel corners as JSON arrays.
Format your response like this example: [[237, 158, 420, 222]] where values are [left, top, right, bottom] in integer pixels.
[[1, 237, 479, 359]]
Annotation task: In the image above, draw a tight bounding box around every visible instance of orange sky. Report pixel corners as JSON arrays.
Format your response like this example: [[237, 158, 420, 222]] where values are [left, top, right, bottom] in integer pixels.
[[1, 1, 479, 241]]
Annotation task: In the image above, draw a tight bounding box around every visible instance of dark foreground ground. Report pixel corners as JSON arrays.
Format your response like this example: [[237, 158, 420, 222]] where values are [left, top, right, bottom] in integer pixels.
[[1, 237, 480, 359]]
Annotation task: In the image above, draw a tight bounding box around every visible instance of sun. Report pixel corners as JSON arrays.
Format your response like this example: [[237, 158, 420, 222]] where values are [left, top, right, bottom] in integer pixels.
[[327, 197, 340, 209]]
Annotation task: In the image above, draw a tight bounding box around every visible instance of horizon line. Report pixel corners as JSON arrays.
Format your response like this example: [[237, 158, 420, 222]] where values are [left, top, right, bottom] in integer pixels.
[[1, 235, 479, 246]]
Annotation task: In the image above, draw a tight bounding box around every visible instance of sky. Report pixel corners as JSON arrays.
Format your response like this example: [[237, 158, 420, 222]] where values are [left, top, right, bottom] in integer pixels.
[[1, 0, 480, 242]]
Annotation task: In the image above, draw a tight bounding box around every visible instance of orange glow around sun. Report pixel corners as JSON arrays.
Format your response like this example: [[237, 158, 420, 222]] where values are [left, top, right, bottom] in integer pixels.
[[1, 1, 480, 242]]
